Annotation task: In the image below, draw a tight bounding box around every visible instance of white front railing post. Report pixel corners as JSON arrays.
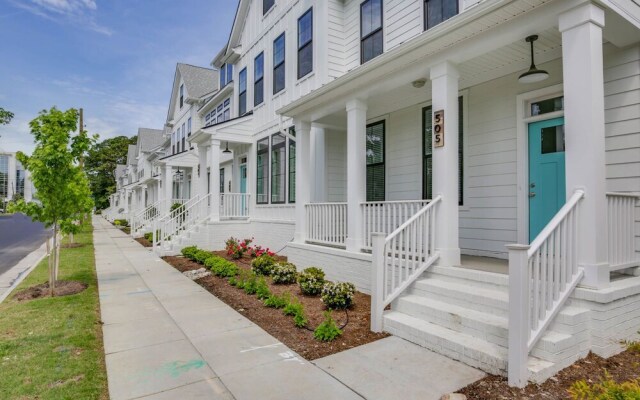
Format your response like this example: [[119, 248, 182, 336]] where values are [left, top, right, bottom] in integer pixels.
[[507, 243, 531, 388], [371, 232, 386, 333]]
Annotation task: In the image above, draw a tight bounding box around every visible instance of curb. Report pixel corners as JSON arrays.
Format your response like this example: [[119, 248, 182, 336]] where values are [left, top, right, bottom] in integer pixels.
[[0, 241, 49, 303]]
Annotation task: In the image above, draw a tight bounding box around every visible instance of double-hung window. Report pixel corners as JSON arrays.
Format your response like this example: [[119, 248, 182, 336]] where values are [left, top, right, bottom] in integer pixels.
[[254, 53, 264, 106], [288, 129, 296, 203], [256, 138, 269, 204], [424, 0, 458, 30], [187, 118, 192, 136], [172, 132, 176, 154], [297, 8, 313, 79], [271, 133, 286, 203], [219, 65, 226, 88], [181, 122, 186, 150], [239, 67, 248, 116], [273, 33, 286, 94], [360, 0, 383, 64], [422, 96, 464, 204], [366, 121, 385, 201], [219, 168, 225, 194], [179, 84, 184, 108], [263, 0, 274, 15]]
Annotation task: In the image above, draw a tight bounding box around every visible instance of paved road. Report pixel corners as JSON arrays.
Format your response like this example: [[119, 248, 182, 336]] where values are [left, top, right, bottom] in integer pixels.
[[0, 213, 50, 274]]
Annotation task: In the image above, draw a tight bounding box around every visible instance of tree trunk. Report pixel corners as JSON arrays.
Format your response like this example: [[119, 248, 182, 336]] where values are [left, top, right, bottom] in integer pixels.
[[51, 225, 57, 296], [54, 228, 61, 281], [48, 233, 54, 297], [70, 231, 74, 244]]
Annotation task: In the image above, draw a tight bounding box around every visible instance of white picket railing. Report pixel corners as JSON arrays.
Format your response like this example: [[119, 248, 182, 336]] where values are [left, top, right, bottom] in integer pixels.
[[253, 204, 295, 221], [507, 189, 585, 387], [607, 192, 640, 271], [131, 199, 166, 235], [153, 194, 211, 251], [370, 196, 441, 332], [361, 200, 431, 250], [220, 193, 250, 219], [305, 203, 348, 247]]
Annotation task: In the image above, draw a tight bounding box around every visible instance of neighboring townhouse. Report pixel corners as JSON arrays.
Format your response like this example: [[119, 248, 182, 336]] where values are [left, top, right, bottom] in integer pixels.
[[0, 151, 34, 209], [108, 0, 640, 387]]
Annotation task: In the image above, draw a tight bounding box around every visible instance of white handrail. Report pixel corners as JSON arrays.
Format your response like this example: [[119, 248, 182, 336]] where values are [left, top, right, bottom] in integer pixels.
[[507, 189, 585, 387], [153, 194, 211, 251], [607, 192, 639, 271], [131, 199, 165, 235], [305, 202, 348, 246], [361, 200, 430, 250], [370, 196, 441, 332]]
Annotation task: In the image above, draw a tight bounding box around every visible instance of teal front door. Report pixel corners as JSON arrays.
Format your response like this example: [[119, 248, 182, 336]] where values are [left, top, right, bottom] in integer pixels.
[[528, 117, 566, 241], [240, 164, 247, 215]]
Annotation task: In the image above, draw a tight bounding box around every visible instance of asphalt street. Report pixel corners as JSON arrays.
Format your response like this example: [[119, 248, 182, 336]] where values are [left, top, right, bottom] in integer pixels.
[[0, 213, 51, 275]]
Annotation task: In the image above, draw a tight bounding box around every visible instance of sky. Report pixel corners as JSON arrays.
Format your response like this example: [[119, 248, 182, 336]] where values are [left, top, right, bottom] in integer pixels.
[[0, 0, 237, 154]]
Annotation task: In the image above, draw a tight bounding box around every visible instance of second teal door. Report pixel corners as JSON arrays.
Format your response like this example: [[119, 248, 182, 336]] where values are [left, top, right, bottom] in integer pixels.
[[528, 117, 566, 241]]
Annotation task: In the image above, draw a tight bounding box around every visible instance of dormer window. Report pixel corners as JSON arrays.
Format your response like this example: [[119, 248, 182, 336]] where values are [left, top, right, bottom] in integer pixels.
[[219, 63, 234, 87], [263, 0, 274, 15], [179, 84, 184, 108]]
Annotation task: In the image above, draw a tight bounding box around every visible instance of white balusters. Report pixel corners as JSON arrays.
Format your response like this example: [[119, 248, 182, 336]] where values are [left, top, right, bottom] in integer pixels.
[[607, 192, 640, 271], [220, 193, 251, 219], [305, 203, 348, 246], [361, 200, 430, 250]]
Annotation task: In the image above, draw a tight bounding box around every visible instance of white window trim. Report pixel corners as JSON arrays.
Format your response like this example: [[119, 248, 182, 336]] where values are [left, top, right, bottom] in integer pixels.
[[516, 83, 564, 244]]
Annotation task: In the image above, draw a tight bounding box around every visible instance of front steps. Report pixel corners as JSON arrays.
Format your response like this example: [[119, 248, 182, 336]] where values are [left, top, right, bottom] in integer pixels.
[[384, 264, 591, 383]]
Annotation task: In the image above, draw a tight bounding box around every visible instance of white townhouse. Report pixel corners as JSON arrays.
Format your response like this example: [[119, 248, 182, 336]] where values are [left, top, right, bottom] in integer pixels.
[[117, 0, 640, 388], [0, 151, 33, 208]]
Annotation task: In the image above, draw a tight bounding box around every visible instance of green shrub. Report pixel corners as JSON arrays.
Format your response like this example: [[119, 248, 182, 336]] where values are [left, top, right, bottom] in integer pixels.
[[321, 282, 356, 309], [114, 219, 129, 227], [569, 373, 640, 399], [194, 250, 213, 265], [272, 262, 298, 284], [283, 299, 308, 328], [256, 277, 271, 300], [230, 269, 252, 288], [144, 230, 161, 242], [298, 267, 326, 296], [314, 311, 342, 342], [243, 272, 258, 295], [181, 246, 199, 259], [264, 292, 290, 309], [251, 255, 276, 276], [204, 256, 239, 277]]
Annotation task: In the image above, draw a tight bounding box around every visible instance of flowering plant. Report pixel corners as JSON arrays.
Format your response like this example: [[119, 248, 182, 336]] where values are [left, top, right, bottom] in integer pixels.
[[271, 262, 298, 284], [225, 237, 253, 259], [321, 282, 356, 309], [249, 245, 275, 258], [298, 267, 326, 296]]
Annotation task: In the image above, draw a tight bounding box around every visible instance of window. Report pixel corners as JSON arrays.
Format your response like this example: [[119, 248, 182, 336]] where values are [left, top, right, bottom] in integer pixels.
[[424, 0, 458, 30], [220, 63, 233, 87], [254, 52, 264, 106], [273, 33, 286, 94], [239, 67, 247, 116], [179, 84, 184, 108], [181, 122, 186, 151], [531, 96, 564, 116], [213, 98, 231, 124], [361, 0, 383, 64], [298, 8, 313, 79], [422, 96, 464, 205], [289, 138, 296, 203], [263, 0, 274, 15], [172, 132, 176, 154], [0, 155, 8, 199], [271, 133, 286, 203], [366, 121, 385, 201], [256, 138, 269, 204], [220, 168, 225, 193], [187, 118, 192, 136], [224, 98, 231, 120]]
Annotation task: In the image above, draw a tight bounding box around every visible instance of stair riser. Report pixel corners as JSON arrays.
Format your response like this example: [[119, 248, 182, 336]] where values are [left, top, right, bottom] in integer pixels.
[[383, 316, 507, 376], [424, 272, 509, 292], [409, 284, 509, 316]]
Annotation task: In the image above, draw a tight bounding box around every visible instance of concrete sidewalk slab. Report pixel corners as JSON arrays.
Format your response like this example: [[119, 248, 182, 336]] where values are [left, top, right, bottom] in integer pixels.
[[313, 336, 486, 400]]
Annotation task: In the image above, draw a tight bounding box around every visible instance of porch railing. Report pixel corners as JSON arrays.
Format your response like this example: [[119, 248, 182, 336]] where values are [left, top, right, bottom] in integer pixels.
[[305, 202, 348, 247], [253, 204, 295, 221], [220, 193, 250, 219], [361, 200, 431, 250], [370, 196, 441, 332], [607, 192, 640, 271], [153, 194, 211, 252], [507, 189, 585, 387], [131, 199, 166, 235]]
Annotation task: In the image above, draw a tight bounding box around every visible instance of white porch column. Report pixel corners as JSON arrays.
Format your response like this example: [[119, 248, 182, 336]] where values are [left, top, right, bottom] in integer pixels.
[[294, 120, 312, 243], [345, 99, 367, 252], [246, 143, 256, 217], [123, 189, 130, 214], [312, 127, 327, 202], [209, 139, 221, 221], [198, 143, 209, 197], [141, 184, 147, 207], [559, 3, 608, 289], [430, 61, 461, 266], [162, 165, 172, 215], [24, 170, 32, 202]]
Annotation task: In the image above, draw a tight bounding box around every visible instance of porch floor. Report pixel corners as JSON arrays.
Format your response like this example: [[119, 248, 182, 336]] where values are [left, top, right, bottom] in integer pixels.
[[457, 255, 508, 275]]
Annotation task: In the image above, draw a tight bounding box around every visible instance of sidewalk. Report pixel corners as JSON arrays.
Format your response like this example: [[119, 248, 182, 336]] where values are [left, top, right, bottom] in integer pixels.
[[93, 216, 363, 400]]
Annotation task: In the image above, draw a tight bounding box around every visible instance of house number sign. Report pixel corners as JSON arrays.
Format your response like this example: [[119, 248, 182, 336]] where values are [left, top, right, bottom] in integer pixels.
[[434, 110, 444, 148]]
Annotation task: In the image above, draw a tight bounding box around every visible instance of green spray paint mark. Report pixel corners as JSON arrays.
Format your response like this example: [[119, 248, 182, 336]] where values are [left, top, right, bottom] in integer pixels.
[[159, 359, 206, 378]]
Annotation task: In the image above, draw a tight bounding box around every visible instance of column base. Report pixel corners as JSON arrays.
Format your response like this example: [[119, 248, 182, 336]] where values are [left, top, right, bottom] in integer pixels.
[[345, 238, 362, 253], [436, 247, 461, 267], [579, 262, 610, 289]]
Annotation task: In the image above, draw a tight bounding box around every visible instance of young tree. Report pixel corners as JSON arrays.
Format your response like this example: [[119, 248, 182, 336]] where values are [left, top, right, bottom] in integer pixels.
[[9, 107, 94, 295], [0, 107, 13, 125]]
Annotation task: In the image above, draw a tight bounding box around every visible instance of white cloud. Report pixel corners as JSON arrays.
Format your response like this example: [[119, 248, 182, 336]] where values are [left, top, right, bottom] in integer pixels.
[[10, 0, 112, 35]]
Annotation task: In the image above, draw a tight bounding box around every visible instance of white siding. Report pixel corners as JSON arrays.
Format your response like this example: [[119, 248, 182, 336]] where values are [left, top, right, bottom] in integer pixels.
[[384, 0, 423, 51], [327, 0, 346, 80], [325, 129, 347, 202]]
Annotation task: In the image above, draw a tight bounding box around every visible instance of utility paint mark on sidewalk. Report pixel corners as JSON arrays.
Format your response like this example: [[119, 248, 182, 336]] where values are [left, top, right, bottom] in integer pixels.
[[132, 359, 207, 383], [279, 351, 306, 364], [239, 343, 283, 353]]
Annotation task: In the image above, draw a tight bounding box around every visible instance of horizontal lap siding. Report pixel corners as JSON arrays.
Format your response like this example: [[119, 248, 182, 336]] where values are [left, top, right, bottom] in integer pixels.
[[384, 0, 422, 51], [604, 44, 640, 255], [325, 129, 347, 202], [327, 0, 345, 80], [384, 106, 423, 200]]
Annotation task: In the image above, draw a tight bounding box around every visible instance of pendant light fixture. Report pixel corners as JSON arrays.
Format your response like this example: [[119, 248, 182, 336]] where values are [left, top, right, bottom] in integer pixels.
[[518, 35, 549, 84], [223, 141, 231, 154]]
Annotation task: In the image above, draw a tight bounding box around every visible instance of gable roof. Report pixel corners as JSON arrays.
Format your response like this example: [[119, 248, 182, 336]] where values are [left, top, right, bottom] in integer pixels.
[[137, 128, 165, 153], [213, 0, 246, 67], [167, 63, 219, 123], [127, 145, 137, 166]]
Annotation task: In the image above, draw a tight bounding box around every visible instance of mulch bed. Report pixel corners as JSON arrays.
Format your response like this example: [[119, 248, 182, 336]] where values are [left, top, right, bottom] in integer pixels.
[[61, 243, 84, 249], [163, 251, 388, 360], [135, 237, 152, 247], [13, 280, 88, 301], [459, 349, 640, 399]]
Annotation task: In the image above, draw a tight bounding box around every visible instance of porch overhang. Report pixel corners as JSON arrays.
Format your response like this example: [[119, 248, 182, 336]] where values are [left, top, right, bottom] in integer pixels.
[[277, 0, 628, 121], [190, 112, 254, 145], [157, 150, 199, 168]]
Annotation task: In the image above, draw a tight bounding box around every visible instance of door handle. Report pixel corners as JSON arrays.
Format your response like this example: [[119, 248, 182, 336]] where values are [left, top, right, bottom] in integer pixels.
[[529, 192, 536, 198]]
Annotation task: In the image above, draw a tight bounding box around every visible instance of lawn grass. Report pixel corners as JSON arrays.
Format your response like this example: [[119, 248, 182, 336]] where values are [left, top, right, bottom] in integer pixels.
[[0, 222, 108, 399]]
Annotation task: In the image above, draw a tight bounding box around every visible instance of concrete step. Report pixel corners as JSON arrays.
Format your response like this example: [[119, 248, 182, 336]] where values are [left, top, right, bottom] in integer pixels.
[[426, 265, 509, 289]]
